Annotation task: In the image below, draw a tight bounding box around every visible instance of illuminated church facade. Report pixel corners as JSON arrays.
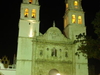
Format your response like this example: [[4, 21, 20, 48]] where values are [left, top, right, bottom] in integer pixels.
[[0, 0, 88, 75]]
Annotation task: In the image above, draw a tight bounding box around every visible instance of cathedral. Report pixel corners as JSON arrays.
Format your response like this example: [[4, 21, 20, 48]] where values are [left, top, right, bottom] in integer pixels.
[[16, 0, 88, 75]]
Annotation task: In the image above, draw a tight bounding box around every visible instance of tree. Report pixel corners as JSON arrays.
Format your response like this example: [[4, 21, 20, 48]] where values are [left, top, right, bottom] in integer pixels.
[[75, 11, 100, 60], [92, 11, 100, 38]]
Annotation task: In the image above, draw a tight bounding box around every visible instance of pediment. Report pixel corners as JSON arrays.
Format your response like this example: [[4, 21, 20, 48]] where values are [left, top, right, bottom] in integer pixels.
[[37, 27, 69, 42]]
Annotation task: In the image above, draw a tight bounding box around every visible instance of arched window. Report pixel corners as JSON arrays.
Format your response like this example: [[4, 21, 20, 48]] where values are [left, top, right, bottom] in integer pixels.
[[29, 0, 32, 4], [40, 50, 43, 56], [32, 9, 36, 18], [74, 1, 78, 8], [74, 1, 78, 6], [51, 48, 57, 57], [65, 52, 68, 57], [24, 8, 29, 17], [78, 16, 82, 24], [72, 15, 76, 23], [47, 48, 49, 51]]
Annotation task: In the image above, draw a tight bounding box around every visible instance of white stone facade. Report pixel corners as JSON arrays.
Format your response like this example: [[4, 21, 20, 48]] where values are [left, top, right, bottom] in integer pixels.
[[16, 0, 88, 75]]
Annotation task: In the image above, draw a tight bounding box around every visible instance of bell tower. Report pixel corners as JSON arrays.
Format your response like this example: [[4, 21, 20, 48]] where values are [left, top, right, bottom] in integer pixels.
[[64, 0, 86, 39], [64, 1, 88, 75], [19, 0, 40, 37], [16, 0, 40, 75]]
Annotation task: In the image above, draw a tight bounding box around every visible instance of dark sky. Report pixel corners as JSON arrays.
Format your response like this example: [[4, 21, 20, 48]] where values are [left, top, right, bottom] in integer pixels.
[[0, 0, 100, 63]]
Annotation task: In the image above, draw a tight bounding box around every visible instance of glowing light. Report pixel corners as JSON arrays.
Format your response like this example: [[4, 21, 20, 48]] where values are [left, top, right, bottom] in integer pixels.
[[24, 8, 29, 17], [56, 73, 60, 75], [29, 0, 32, 3], [74, 1, 78, 6], [66, 3, 68, 8], [72, 15, 76, 23], [29, 28, 33, 37], [32, 9, 36, 18], [28, 20, 36, 23], [29, 24, 34, 37], [78, 16, 82, 24]]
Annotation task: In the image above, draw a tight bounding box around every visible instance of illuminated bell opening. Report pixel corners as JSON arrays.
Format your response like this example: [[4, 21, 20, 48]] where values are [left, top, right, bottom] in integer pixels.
[[78, 16, 81, 19], [32, 9, 36, 18], [24, 8, 29, 17], [78, 16, 82, 24], [74, 1, 78, 6], [72, 15, 76, 23]]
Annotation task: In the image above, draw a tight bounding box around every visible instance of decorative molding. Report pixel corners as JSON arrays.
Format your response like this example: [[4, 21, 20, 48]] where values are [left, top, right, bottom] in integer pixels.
[[35, 59, 73, 64], [36, 27, 72, 43]]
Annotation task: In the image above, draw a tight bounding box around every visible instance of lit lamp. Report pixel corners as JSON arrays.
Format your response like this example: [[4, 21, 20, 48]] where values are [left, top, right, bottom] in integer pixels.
[[56, 73, 60, 75]]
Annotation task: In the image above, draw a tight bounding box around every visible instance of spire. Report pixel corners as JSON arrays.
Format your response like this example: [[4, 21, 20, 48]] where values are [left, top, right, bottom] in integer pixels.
[[53, 21, 56, 27]]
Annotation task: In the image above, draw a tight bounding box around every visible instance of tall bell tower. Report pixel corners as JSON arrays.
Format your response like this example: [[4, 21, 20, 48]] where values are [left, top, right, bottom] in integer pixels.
[[64, 1, 88, 75], [16, 0, 40, 75], [19, 0, 40, 37], [64, 0, 86, 39]]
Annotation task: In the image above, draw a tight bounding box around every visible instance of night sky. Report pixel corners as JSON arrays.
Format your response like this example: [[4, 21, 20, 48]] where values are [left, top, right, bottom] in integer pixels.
[[0, 0, 100, 64]]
